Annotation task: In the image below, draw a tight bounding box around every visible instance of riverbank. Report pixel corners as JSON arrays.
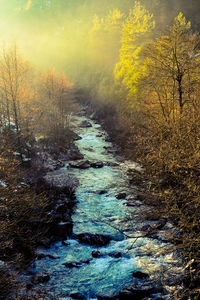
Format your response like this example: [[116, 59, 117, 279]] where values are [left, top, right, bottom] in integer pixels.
[[0, 121, 81, 298]]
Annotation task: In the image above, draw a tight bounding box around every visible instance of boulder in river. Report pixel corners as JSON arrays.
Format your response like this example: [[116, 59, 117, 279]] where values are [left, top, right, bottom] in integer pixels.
[[116, 192, 127, 200], [92, 250, 103, 258], [63, 260, 90, 268], [80, 120, 92, 128], [91, 161, 104, 168], [70, 160, 91, 169], [76, 233, 111, 246]]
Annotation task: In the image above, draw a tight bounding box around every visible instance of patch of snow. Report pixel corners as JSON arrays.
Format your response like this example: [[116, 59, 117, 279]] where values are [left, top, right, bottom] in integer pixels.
[[26, 142, 31, 148], [0, 181, 8, 188], [13, 152, 21, 156]]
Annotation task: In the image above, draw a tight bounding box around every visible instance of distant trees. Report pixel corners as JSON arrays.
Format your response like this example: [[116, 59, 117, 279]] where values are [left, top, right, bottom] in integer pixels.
[[32, 69, 76, 150], [0, 45, 76, 157], [143, 13, 200, 121]]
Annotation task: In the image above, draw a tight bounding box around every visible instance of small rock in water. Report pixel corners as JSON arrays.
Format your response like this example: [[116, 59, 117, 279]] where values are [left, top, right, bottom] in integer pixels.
[[132, 271, 150, 280], [70, 160, 91, 169], [106, 162, 119, 167], [96, 190, 107, 195], [91, 161, 104, 168], [47, 254, 60, 260], [69, 292, 85, 299], [92, 250, 103, 258], [116, 192, 127, 199], [108, 251, 122, 258], [118, 286, 153, 299], [80, 120, 92, 128], [63, 262, 81, 268], [76, 233, 111, 246]]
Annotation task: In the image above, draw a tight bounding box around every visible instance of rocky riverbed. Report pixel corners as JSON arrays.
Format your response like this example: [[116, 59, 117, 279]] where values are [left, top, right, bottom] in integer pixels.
[[10, 110, 185, 299]]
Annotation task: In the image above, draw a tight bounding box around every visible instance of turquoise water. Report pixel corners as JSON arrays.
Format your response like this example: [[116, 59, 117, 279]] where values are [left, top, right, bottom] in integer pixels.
[[29, 115, 183, 299]]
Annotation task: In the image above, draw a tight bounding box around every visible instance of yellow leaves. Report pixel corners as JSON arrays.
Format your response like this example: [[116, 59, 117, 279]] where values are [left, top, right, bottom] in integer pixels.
[[115, 1, 155, 100], [25, 0, 32, 11], [172, 12, 191, 37]]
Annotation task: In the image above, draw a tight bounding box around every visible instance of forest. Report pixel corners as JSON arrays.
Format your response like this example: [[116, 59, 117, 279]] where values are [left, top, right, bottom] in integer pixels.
[[0, 0, 200, 299]]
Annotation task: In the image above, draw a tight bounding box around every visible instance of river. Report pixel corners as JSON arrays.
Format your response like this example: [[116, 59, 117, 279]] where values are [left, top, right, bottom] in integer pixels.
[[28, 112, 183, 299]]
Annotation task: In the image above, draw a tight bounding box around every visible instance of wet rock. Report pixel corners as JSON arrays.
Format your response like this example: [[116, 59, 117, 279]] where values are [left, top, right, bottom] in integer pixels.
[[63, 262, 81, 268], [69, 292, 85, 299], [91, 161, 104, 168], [106, 162, 119, 167], [96, 190, 107, 195], [76, 233, 111, 246], [80, 120, 92, 128], [116, 193, 127, 200], [126, 200, 141, 207], [70, 160, 91, 169], [118, 286, 153, 299], [96, 134, 103, 137], [108, 251, 122, 258], [132, 271, 149, 280], [92, 250, 103, 258], [32, 273, 50, 284]]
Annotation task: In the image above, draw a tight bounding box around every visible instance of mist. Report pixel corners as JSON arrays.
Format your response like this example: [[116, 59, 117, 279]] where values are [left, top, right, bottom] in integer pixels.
[[0, 0, 199, 85]]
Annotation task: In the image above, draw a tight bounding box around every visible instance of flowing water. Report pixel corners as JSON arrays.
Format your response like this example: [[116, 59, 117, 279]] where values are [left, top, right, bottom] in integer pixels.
[[29, 114, 183, 299]]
